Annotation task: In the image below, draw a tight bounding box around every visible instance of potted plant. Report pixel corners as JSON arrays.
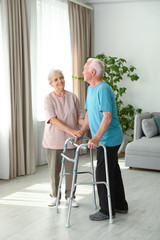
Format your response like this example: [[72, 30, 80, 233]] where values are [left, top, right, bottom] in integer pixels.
[[73, 53, 142, 153]]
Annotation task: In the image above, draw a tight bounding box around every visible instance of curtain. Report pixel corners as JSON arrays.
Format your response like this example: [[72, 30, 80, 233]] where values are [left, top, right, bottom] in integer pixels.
[[1, 0, 35, 179], [0, 1, 10, 179], [68, 1, 93, 111], [27, 0, 72, 165]]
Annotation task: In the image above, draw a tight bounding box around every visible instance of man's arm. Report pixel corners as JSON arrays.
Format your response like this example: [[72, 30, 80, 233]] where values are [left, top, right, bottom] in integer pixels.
[[78, 118, 84, 126], [74, 111, 89, 141], [88, 111, 112, 149], [80, 111, 89, 133]]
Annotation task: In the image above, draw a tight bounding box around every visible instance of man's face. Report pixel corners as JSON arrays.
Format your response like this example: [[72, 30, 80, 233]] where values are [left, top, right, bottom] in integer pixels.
[[82, 61, 92, 83]]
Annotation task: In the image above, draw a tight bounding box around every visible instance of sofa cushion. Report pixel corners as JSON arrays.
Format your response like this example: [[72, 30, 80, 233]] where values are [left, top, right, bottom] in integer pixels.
[[125, 136, 160, 158], [134, 112, 151, 140], [142, 118, 158, 138], [151, 112, 160, 118], [154, 117, 160, 134]]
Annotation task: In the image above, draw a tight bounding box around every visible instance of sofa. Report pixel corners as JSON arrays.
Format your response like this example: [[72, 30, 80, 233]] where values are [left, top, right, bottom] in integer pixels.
[[125, 112, 160, 170]]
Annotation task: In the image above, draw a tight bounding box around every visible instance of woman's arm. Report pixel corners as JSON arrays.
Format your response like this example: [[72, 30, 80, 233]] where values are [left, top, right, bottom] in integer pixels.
[[49, 117, 82, 137]]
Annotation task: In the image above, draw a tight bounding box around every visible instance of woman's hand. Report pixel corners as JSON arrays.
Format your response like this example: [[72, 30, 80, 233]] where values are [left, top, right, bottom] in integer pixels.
[[72, 130, 84, 142], [69, 129, 83, 138]]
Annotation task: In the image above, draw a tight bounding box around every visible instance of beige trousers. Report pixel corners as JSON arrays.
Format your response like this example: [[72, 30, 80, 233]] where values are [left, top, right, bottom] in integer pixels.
[[46, 148, 76, 199]]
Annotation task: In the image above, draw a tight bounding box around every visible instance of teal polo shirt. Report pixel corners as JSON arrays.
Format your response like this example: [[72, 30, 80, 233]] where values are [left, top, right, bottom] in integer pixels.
[[85, 81, 123, 147]]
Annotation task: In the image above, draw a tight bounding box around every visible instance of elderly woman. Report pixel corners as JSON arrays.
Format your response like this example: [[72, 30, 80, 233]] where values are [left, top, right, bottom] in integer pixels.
[[43, 69, 84, 207]]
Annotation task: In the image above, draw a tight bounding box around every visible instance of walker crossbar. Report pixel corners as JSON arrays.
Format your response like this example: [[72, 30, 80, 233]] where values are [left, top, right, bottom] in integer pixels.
[[54, 137, 113, 227], [63, 171, 93, 176], [61, 154, 75, 163]]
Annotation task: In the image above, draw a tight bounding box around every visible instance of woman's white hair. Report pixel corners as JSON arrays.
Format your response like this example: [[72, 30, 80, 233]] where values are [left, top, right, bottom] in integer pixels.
[[48, 69, 64, 83], [87, 58, 104, 76]]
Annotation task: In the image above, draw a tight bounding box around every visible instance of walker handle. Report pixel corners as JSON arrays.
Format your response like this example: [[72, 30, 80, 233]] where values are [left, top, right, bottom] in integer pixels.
[[70, 137, 90, 143], [70, 137, 90, 149], [77, 137, 90, 141]]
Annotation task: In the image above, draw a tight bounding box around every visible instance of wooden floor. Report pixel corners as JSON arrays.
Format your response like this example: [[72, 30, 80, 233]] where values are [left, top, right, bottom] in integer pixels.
[[0, 153, 160, 240]]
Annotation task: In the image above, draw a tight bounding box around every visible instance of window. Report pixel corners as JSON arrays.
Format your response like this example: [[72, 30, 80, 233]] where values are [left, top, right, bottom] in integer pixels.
[[30, 0, 72, 121]]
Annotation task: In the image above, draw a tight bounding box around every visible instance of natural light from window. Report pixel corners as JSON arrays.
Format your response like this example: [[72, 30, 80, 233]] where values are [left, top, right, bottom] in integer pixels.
[[0, 183, 92, 207], [36, 0, 72, 121]]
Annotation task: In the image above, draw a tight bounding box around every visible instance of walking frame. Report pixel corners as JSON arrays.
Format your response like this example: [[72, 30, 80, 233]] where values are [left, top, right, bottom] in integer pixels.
[[54, 137, 113, 228]]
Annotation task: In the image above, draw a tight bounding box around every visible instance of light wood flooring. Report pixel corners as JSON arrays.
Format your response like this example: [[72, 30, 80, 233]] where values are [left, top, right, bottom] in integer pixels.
[[0, 152, 160, 240]]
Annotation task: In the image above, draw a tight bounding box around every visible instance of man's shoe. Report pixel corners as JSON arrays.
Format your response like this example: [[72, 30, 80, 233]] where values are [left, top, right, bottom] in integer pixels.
[[115, 208, 128, 214], [66, 198, 79, 207], [89, 212, 115, 221], [48, 196, 60, 207]]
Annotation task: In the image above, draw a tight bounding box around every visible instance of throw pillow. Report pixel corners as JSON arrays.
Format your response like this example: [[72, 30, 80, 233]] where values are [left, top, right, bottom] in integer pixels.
[[154, 117, 160, 134], [142, 118, 158, 138]]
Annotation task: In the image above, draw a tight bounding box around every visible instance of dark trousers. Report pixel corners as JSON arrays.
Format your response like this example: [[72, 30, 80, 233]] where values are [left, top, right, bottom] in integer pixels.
[[96, 145, 128, 215]]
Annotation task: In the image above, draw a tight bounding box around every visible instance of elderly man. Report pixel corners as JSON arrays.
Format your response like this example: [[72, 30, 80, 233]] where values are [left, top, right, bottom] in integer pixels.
[[78, 58, 128, 221]]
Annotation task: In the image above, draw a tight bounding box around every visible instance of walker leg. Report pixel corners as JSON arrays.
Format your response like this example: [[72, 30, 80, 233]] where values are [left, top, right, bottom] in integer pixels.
[[103, 147, 113, 223], [90, 149, 97, 209], [108, 192, 113, 224], [55, 156, 65, 214], [65, 154, 78, 228]]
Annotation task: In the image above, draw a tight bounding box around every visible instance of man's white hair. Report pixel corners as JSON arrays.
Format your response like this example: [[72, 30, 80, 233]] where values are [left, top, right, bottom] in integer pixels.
[[87, 58, 104, 76], [48, 69, 64, 83]]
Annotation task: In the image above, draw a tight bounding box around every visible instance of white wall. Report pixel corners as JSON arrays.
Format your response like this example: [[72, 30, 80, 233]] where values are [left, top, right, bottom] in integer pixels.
[[85, 0, 160, 112]]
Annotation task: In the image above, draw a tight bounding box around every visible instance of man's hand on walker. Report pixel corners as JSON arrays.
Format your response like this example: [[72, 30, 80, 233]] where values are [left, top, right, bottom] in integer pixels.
[[88, 137, 99, 149]]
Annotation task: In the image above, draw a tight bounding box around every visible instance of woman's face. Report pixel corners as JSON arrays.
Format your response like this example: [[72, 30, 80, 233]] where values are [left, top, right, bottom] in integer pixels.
[[50, 73, 65, 91]]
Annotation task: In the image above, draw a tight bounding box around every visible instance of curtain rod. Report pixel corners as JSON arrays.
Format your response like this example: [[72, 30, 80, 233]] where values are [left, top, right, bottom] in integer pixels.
[[68, 0, 93, 10], [84, 0, 154, 3]]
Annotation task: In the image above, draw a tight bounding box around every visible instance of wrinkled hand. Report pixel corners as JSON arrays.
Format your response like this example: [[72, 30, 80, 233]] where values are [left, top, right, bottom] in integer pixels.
[[73, 130, 83, 143], [69, 129, 83, 142], [87, 137, 99, 149]]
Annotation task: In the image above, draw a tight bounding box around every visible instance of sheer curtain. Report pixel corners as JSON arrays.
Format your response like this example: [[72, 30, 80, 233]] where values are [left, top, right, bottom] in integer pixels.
[[0, 1, 10, 179], [27, 0, 72, 165], [36, 0, 72, 121]]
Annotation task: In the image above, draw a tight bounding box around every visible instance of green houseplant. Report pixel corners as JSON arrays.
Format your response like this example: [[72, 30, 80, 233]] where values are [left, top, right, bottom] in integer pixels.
[[73, 53, 142, 151]]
